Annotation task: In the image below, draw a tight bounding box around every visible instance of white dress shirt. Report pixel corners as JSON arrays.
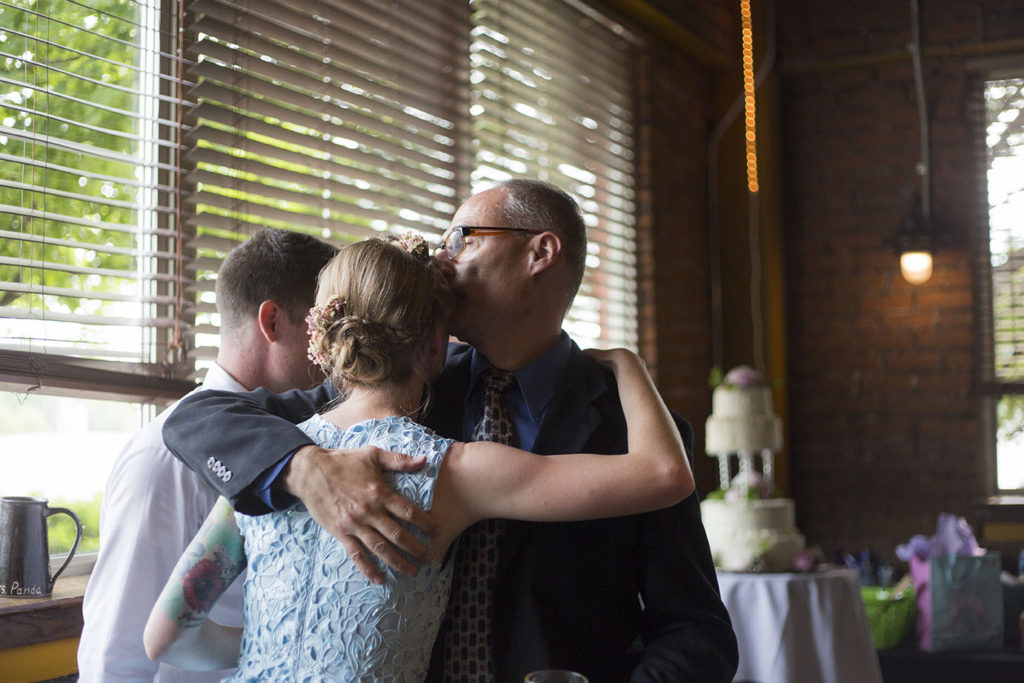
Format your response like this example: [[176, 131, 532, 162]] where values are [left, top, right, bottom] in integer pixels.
[[78, 365, 246, 682]]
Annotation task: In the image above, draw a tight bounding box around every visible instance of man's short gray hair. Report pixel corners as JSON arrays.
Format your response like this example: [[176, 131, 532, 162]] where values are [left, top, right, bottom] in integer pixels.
[[495, 179, 587, 298]]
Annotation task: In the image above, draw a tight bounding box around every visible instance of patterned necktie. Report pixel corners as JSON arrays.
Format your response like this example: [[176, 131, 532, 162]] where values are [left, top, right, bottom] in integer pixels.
[[444, 368, 516, 682]]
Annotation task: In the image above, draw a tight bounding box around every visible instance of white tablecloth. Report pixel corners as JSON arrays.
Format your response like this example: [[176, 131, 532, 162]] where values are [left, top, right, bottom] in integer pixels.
[[717, 568, 883, 683]]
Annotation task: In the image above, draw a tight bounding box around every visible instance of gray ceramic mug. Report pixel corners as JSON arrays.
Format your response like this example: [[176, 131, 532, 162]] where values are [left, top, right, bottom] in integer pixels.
[[0, 496, 82, 597]]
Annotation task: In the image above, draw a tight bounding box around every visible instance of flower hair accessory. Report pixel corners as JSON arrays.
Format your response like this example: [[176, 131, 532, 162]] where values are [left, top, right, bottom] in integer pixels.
[[397, 232, 430, 260], [305, 295, 346, 368]]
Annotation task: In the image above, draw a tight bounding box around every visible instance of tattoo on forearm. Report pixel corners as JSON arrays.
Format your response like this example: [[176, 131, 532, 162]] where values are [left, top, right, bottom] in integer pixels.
[[165, 543, 246, 628], [179, 557, 226, 625], [161, 497, 245, 629]]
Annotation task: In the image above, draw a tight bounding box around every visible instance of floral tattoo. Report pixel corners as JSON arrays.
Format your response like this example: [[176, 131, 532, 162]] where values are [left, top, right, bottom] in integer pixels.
[[169, 543, 244, 627], [169, 543, 245, 628], [181, 557, 226, 615]]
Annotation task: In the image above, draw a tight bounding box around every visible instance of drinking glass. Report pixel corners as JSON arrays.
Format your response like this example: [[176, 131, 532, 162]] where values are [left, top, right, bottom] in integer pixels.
[[524, 671, 588, 683]]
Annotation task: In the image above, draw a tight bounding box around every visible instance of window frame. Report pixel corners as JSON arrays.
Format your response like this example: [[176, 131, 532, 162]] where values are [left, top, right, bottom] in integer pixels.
[[0, 0, 195, 403], [971, 56, 1024, 495]]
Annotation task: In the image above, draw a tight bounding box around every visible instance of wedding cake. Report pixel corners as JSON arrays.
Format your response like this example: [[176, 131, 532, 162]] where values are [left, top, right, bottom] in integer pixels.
[[701, 366, 805, 572]]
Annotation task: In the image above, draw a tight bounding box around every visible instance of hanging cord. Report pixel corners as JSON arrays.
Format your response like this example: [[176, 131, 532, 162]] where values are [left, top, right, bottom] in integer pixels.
[[749, 190, 765, 372], [16, 6, 50, 369], [37, 6, 53, 355], [909, 0, 931, 221], [168, 0, 187, 367]]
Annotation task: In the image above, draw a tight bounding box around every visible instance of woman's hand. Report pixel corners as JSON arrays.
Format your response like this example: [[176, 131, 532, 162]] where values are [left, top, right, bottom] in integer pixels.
[[584, 347, 646, 374]]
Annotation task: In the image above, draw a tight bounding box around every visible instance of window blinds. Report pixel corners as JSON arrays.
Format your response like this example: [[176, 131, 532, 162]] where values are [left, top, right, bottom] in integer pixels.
[[186, 0, 639, 360], [2, 0, 641, 397], [0, 0, 189, 397], [183, 0, 469, 363], [468, 0, 639, 350]]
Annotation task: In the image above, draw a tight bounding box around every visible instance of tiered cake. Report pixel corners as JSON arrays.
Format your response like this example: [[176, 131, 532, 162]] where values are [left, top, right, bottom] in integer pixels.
[[701, 366, 804, 572], [705, 366, 782, 456], [700, 496, 805, 572]]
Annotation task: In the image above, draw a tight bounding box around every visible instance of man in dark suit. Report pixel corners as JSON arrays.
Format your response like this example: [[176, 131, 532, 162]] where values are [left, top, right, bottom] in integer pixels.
[[163, 179, 737, 682]]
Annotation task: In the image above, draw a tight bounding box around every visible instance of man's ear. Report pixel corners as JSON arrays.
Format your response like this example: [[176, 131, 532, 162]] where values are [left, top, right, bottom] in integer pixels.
[[419, 326, 448, 374], [527, 231, 562, 275], [256, 300, 281, 343]]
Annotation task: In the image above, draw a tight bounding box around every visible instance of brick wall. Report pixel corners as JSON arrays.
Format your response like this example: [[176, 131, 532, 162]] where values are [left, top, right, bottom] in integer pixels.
[[642, 37, 722, 492], [633, 0, 1024, 563], [625, 0, 733, 494], [774, 0, 1024, 562]]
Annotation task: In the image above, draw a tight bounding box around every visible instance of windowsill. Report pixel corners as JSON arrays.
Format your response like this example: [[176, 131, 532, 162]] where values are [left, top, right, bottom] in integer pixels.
[[52, 551, 98, 578], [975, 497, 1024, 572], [984, 495, 1024, 506], [0, 574, 88, 650], [976, 495, 1024, 527]]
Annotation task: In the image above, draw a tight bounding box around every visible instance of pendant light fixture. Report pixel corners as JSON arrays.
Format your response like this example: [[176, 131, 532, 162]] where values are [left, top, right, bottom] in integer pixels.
[[898, 0, 934, 286]]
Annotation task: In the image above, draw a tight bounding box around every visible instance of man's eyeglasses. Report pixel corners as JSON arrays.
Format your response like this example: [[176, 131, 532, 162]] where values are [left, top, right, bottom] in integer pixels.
[[440, 226, 542, 261]]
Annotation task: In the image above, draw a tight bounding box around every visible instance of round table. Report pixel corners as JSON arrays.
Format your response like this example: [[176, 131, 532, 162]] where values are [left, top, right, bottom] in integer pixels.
[[717, 567, 883, 683]]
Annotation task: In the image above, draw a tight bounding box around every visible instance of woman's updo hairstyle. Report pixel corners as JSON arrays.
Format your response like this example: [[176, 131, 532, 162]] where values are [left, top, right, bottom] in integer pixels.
[[306, 235, 452, 391]]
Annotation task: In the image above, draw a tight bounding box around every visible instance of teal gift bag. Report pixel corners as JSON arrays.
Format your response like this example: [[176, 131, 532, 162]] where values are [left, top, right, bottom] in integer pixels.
[[910, 552, 1004, 652]]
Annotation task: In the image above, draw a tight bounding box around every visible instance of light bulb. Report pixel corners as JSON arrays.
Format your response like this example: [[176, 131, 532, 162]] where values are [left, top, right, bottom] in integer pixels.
[[900, 250, 933, 285]]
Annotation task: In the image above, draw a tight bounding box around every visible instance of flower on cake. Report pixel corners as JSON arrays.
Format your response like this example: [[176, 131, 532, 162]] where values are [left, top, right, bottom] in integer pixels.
[[722, 364, 765, 388]]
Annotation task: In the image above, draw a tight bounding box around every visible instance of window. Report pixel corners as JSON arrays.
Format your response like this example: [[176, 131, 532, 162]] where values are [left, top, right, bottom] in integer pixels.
[[468, 0, 639, 348], [0, 392, 150, 554], [0, 0, 183, 553], [185, 0, 640, 353], [182, 0, 469, 366], [980, 72, 1024, 492], [1, 0, 183, 384], [1, 0, 642, 539]]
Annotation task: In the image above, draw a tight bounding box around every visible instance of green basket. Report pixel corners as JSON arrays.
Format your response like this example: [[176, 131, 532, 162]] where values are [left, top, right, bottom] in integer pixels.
[[860, 586, 916, 650]]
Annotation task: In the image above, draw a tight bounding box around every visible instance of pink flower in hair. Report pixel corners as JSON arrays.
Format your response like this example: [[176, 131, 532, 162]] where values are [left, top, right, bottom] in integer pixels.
[[397, 232, 429, 259], [305, 296, 346, 368]]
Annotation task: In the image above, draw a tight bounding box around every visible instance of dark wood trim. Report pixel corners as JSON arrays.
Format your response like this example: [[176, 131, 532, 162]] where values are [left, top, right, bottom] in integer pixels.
[[0, 349, 196, 403], [597, 0, 733, 69], [0, 575, 88, 650], [878, 640, 1024, 683]]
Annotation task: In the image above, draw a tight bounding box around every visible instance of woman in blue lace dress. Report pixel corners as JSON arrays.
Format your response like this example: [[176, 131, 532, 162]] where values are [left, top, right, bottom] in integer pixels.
[[143, 235, 694, 681]]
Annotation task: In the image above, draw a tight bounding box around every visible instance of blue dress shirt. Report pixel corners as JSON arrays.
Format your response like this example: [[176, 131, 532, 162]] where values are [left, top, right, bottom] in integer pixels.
[[462, 332, 572, 452]]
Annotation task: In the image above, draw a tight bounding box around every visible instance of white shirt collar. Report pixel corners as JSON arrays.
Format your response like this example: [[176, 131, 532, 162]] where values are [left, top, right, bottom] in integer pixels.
[[200, 363, 248, 393]]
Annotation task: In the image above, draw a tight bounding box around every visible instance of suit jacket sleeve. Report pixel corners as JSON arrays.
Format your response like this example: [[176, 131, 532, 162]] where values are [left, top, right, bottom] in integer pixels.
[[631, 414, 739, 682], [162, 381, 334, 514]]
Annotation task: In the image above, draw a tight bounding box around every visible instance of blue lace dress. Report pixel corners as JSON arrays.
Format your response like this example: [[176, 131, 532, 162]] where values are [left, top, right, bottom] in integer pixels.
[[224, 415, 455, 682]]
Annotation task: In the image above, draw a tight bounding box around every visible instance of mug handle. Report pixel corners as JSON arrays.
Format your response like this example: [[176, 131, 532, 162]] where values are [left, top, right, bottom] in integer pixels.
[[45, 506, 83, 589]]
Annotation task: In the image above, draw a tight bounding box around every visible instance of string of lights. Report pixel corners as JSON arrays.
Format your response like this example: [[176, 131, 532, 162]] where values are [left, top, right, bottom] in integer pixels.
[[740, 0, 758, 193]]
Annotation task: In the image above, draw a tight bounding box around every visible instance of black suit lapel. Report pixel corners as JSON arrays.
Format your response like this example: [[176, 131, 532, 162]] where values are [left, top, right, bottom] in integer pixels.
[[497, 345, 611, 573], [531, 347, 608, 456]]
